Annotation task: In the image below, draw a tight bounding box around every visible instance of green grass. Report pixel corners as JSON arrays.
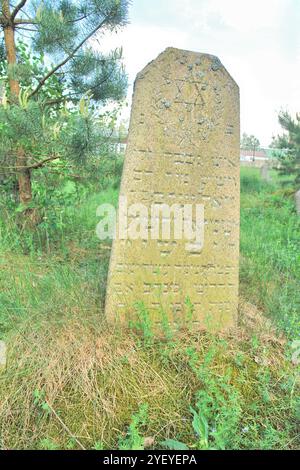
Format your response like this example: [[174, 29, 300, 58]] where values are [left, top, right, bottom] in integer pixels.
[[0, 168, 299, 450], [240, 167, 300, 339]]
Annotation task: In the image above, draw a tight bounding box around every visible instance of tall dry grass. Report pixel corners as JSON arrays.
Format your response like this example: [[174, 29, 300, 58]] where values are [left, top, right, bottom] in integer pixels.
[[0, 296, 298, 450]]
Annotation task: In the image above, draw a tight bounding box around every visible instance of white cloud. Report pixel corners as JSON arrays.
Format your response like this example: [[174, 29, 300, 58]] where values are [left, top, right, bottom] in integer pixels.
[[209, 0, 284, 32], [95, 0, 299, 144], [97, 23, 188, 124], [173, 0, 285, 33], [99, 24, 188, 87]]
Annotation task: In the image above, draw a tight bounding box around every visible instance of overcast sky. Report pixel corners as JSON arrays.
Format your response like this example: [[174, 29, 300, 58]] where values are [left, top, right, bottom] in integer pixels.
[[102, 0, 300, 147]]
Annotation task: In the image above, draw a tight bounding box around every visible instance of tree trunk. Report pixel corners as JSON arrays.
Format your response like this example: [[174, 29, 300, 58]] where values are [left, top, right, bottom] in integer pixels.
[[2, 0, 35, 223], [16, 148, 39, 227], [17, 147, 32, 205], [2, 14, 19, 97]]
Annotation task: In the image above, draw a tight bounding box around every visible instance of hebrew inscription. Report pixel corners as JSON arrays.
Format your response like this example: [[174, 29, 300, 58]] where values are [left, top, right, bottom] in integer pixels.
[[105, 47, 240, 331]]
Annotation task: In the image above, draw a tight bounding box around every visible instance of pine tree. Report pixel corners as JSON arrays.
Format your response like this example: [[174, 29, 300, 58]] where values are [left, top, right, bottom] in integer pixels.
[[271, 112, 300, 186], [0, 0, 129, 223]]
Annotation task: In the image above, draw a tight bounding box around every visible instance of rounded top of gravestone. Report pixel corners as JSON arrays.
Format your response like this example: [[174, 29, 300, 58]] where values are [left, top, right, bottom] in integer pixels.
[[135, 47, 239, 90]]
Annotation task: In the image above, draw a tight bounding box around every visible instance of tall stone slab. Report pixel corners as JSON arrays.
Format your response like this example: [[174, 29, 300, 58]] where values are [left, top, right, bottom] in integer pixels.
[[105, 47, 240, 331], [295, 189, 300, 216], [260, 163, 271, 182], [0, 341, 6, 371]]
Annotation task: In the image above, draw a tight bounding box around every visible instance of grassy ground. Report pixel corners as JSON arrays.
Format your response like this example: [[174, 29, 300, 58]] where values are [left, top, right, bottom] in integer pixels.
[[0, 168, 299, 450], [240, 167, 300, 338]]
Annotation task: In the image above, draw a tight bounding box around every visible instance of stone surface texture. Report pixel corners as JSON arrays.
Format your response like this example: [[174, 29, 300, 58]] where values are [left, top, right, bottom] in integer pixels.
[[105, 47, 240, 331]]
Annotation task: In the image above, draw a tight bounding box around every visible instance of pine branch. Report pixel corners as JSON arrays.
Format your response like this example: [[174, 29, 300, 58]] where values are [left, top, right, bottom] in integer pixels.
[[15, 24, 38, 33], [15, 18, 36, 24], [67, 13, 90, 24], [43, 97, 67, 106], [1, 155, 60, 170], [0, 0, 9, 24], [28, 155, 60, 169], [0, 3, 33, 24], [29, 16, 111, 99], [11, 0, 28, 21]]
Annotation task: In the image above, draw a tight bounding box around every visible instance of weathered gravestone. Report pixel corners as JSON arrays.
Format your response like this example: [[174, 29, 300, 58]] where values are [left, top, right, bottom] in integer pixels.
[[0, 340, 6, 370], [105, 47, 240, 331], [260, 163, 271, 182], [295, 189, 300, 216]]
